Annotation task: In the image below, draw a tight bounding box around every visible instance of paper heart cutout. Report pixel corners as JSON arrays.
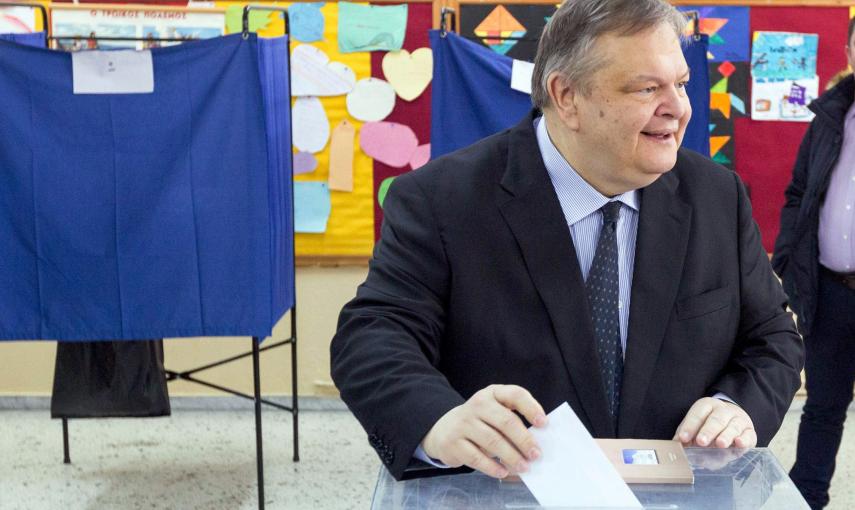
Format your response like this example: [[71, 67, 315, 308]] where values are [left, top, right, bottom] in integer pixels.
[[382, 48, 433, 101], [359, 122, 418, 168], [291, 44, 356, 97], [346, 78, 396, 122]]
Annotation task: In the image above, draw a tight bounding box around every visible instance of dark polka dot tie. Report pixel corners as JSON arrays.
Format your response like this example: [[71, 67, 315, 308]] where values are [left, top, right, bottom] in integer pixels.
[[586, 201, 624, 429]]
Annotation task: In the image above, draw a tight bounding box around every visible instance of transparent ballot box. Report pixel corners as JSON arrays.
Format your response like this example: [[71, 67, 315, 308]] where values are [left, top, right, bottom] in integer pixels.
[[371, 448, 810, 509]]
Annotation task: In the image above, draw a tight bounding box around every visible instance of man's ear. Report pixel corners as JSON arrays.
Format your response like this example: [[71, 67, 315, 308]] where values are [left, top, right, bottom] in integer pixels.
[[546, 72, 581, 130]]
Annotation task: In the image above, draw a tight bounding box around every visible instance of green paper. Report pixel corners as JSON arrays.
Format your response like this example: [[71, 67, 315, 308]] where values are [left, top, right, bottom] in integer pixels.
[[712, 152, 731, 165], [226, 5, 271, 34], [711, 77, 728, 93], [710, 33, 725, 46], [338, 2, 407, 53], [378, 177, 396, 208]]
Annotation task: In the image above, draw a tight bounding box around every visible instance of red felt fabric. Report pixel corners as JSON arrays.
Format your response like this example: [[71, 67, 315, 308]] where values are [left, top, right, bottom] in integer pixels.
[[735, 7, 848, 252], [370, 3, 433, 241]]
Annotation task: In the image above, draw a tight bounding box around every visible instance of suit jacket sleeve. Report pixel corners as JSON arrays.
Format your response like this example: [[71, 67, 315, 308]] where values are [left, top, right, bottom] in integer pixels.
[[330, 172, 466, 480], [771, 123, 813, 277], [709, 172, 805, 446]]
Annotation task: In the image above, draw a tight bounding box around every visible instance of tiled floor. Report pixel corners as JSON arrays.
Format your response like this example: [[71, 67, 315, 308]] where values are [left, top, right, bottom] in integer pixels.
[[0, 400, 853, 509]]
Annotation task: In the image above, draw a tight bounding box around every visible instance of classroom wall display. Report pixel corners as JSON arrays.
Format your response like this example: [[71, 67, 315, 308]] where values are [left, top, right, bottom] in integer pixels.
[[370, 2, 433, 242], [735, 7, 849, 252], [459, 3, 555, 62], [51, 4, 225, 50], [678, 6, 751, 169], [219, 1, 375, 257], [750, 31, 819, 122]]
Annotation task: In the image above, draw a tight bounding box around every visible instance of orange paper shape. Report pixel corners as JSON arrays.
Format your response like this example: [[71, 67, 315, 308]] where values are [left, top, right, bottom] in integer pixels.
[[709, 135, 731, 157], [710, 92, 731, 119], [328, 120, 356, 192]]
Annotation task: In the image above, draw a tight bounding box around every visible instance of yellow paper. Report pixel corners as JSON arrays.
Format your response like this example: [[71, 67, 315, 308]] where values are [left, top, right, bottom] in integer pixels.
[[328, 120, 355, 192], [382, 48, 433, 101]]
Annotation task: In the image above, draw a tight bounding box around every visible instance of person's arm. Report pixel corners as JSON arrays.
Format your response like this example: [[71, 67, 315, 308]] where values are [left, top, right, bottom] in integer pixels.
[[330, 173, 464, 480], [771, 123, 813, 277], [330, 174, 545, 480], [705, 172, 804, 446]]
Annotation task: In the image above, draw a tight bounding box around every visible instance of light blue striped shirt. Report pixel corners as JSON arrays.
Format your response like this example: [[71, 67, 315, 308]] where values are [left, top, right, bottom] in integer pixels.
[[535, 116, 638, 353]]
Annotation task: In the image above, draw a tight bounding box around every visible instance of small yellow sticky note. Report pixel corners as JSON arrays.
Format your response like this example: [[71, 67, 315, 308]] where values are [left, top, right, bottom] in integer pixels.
[[382, 48, 433, 102], [328, 120, 355, 192]]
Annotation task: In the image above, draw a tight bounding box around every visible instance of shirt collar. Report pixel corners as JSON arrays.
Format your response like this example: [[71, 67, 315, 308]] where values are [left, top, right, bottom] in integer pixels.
[[534, 116, 639, 226]]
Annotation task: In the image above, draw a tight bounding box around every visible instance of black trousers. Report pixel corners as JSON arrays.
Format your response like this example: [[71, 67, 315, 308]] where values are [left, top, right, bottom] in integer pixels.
[[790, 269, 855, 509]]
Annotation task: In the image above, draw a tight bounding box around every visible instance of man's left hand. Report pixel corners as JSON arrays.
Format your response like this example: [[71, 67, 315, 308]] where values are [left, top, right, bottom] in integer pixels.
[[673, 397, 757, 448]]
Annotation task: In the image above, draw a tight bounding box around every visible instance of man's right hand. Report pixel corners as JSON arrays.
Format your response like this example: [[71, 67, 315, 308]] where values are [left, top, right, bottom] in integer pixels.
[[421, 384, 547, 479]]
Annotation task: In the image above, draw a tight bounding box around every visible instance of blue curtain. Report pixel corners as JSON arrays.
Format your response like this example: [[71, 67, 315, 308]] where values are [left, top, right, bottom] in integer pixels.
[[431, 31, 711, 159], [0, 31, 46, 47], [0, 34, 293, 340]]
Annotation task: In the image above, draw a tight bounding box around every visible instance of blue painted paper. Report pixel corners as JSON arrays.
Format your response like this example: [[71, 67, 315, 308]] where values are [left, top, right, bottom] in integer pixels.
[[295, 182, 331, 233], [290, 3, 324, 43], [751, 32, 818, 80]]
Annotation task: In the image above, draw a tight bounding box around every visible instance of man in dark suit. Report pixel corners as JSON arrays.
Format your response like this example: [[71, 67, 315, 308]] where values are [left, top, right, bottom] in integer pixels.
[[772, 18, 855, 510], [332, 0, 803, 481]]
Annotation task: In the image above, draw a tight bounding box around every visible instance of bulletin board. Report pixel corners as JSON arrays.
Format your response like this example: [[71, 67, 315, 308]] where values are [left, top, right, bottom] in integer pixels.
[[215, 1, 435, 264], [5, 0, 853, 262], [443, 0, 853, 253]]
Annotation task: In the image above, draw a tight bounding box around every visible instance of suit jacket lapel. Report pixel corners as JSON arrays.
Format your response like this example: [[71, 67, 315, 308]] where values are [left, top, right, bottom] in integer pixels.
[[619, 168, 692, 437], [497, 112, 613, 437]]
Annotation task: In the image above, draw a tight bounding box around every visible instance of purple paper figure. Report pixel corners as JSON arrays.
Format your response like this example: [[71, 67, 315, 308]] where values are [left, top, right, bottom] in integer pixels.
[[788, 83, 807, 106]]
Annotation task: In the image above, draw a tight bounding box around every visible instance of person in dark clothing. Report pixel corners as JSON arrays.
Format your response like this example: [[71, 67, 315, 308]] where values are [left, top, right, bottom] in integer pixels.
[[771, 18, 855, 510], [332, 0, 803, 482]]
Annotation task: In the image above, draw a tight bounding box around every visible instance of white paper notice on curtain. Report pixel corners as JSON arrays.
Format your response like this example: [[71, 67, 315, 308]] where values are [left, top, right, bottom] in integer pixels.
[[0, 5, 38, 33], [51, 6, 225, 51], [751, 76, 818, 122]]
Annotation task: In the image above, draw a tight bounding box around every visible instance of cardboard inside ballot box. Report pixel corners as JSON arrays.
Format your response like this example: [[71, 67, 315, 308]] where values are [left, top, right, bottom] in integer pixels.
[[503, 439, 693, 485]]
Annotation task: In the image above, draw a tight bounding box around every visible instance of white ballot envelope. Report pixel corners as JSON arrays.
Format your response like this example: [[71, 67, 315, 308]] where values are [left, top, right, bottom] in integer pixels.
[[518, 403, 642, 509]]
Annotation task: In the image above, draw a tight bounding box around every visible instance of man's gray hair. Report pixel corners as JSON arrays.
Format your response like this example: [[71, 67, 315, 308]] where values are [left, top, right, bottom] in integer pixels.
[[531, 0, 688, 109]]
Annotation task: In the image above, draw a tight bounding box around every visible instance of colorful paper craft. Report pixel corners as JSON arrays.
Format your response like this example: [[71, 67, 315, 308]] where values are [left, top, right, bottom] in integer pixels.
[[291, 44, 356, 97], [338, 2, 407, 53], [409, 144, 430, 169], [292, 96, 330, 153], [293, 151, 318, 175], [474, 5, 526, 55], [382, 48, 433, 101], [290, 2, 325, 43], [751, 32, 818, 80], [377, 176, 395, 208], [328, 120, 355, 192], [360, 122, 418, 168], [346, 78, 396, 122], [294, 182, 332, 233]]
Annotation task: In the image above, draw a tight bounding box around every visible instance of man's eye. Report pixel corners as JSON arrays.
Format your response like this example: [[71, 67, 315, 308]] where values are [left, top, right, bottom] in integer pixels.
[[677, 81, 689, 89], [640, 86, 657, 94]]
